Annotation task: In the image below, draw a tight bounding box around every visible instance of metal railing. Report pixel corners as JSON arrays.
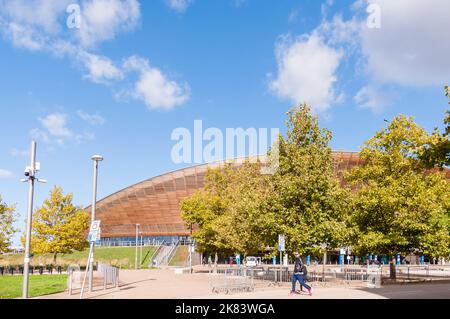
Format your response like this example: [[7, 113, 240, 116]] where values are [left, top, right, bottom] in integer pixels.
[[97, 240, 164, 247], [68, 263, 119, 295], [163, 241, 180, 266], [151, 241, 180, 267], [208, 265, 385, 288], [98, 263, 120, 289], [390, 265, 450, 281], [209, 268, 255, 294]]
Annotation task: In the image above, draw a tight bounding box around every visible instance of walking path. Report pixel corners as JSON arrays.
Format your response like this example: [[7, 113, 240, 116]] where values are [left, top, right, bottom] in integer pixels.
[[35, 269, 449, 299]]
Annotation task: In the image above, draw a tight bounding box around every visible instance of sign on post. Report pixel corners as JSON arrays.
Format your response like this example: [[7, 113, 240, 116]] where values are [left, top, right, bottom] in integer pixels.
[[88, 220, 101, 243], [278, 234, 285, 252]]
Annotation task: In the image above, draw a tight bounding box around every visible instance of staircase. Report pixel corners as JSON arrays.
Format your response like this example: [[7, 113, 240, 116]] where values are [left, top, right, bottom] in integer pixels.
[[151, 241, 180, 268]]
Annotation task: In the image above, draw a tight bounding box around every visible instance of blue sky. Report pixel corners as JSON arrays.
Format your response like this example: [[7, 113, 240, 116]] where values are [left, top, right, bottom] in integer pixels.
[[0, 0, 449, 245]]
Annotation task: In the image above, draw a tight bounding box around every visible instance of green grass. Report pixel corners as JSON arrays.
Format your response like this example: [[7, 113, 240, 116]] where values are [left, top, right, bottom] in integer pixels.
[[169, 246, 189, 266], [0, 275, 68, 299], [0, 247, 156, 269]]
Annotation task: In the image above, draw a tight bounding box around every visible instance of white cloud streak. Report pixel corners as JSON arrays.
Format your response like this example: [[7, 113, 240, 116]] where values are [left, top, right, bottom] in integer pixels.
[[0, 0, 190, 111], [77, 110, 106, 125], [269, 33, 343, 113], [123, 56, 190, 110], [0, 169, 14, 179], [166, 0, 192, 13], [31, 113, 95, 146]]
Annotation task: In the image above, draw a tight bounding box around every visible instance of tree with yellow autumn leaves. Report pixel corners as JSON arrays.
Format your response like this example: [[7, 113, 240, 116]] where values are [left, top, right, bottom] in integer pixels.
[[22, 186, 89, 263]]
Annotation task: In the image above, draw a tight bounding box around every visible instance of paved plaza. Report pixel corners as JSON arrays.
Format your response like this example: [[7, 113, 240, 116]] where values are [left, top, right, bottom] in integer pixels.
[[36, 269, 450, 300]]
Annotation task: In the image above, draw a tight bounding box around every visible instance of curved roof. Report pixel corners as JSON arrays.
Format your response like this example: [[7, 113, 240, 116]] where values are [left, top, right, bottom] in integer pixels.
[[91, 152, 449, 238]]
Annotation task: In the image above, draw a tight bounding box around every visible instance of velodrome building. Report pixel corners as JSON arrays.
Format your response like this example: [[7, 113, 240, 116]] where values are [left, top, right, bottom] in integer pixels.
[[89, 152, 450, 245]]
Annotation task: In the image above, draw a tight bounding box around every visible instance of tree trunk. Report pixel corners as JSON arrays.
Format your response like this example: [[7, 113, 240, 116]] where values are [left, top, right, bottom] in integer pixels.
[[389, 257, 396, 280]]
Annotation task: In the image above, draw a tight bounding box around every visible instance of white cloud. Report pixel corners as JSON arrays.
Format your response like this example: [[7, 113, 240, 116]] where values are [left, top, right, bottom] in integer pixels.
[[31, 113, 95, 146], [269, 33, 343, 112], [321, 0, 335, 18], [123, 56, 190, 110], [10, 148, 29, 157], [287, 9, 299, 24], [0, 169, 14, 179], [41, 113, 72, 138], [0, 1, 190, 111], [359, 0, 450, 86], [166, 0, 192, 13], [354, 85, 395, 112], [78, 0, 140, 48], [0, 0, 140, 49], [77, 50, 124, 83], [276, 0, 450, 112], [77, 110, 106, 125]]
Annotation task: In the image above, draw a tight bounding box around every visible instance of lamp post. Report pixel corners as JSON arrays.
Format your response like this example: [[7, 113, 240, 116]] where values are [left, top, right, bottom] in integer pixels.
[[21, 141, 47, 299], [139, 231, 143, 268], [135, 224, 140, 270], [89, 155, 103, 292]]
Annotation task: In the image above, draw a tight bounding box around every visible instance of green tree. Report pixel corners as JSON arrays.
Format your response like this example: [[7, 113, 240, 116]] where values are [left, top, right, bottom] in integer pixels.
[[23, 186, 89, 262], [211, 162, 276, 256], [347, 115, 450, 261], [181, 165, 235, 255], [182, 161, 275, 257], [419, 87, 449, 168], [0, 196, 16, 253], [267, 104, 352, 257]]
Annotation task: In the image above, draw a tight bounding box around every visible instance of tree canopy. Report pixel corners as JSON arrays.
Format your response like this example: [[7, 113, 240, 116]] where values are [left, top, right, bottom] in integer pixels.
[[267, 105, 352, 255], [346, 115, 450, 258], [419, 88, 450, 168], [181, 104, 449, 260], [182, 104, 352, 257], [0, 196, 16, 254], [24, 186, 89, 261]]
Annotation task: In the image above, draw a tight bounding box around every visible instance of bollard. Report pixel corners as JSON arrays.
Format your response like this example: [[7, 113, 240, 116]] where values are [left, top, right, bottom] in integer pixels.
[[69, 269, 73, 295]]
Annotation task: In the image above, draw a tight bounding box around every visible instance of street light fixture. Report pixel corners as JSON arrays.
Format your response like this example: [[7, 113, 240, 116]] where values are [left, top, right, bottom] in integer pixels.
[[135, 224, 140, 270], [139, 231, 144, 268], [21, 141, 46, 299], [89, 154, 103, 292]]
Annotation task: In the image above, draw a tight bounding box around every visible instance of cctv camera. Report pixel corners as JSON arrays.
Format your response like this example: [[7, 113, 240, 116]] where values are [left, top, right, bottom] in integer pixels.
[[24, 166, 32, 177]]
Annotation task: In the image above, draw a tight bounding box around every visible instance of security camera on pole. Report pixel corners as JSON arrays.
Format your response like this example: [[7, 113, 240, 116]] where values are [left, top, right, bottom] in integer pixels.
[[21, 141, 47, 299], [88, 155, 103, 292]]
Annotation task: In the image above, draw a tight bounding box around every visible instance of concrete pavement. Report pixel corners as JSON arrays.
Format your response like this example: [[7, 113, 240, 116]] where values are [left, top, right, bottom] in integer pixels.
[[36, 269, 450, 299]]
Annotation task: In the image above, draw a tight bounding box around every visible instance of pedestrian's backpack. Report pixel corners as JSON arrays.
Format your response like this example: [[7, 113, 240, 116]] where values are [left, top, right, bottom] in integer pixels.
[[301, 265, 308, 277]]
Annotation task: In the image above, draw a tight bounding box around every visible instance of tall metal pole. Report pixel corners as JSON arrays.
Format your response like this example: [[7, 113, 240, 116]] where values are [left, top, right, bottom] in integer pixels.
[[135, 224, 139, 270], [22, 141, 36, 299], [140, 234, 143, 268], [89, 156, 102, 292]]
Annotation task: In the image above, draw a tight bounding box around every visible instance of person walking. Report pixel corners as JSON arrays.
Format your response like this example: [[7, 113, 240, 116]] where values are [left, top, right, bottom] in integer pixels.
[[208, 255, 212, 268], [290, 252, 312, 296]]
